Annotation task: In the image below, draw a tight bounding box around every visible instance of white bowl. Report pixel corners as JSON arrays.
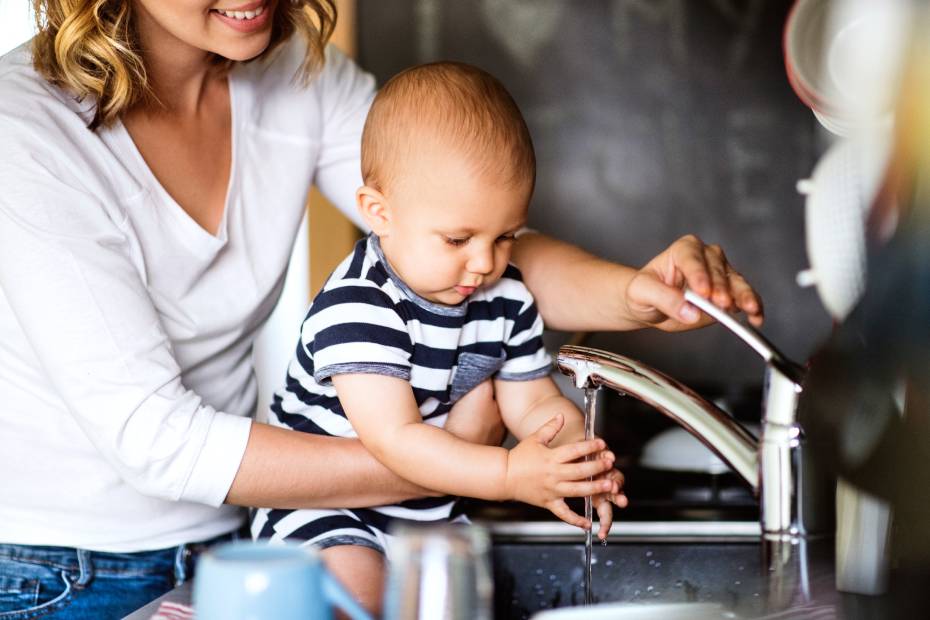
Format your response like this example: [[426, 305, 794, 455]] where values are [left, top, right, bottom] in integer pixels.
[[784, 0, 911, 135], [532, 602, 736, 620]]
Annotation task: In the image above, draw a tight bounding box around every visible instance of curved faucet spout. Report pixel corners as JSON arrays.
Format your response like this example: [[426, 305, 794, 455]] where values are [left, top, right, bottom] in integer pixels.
[[558, 345, 759, 492]]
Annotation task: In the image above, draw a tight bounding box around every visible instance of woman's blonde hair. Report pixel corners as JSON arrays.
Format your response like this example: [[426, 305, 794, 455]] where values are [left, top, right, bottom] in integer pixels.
[[31, 0, 337, 129]]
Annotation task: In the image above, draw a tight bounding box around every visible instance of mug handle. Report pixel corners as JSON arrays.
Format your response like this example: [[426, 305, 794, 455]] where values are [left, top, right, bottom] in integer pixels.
[[322, 571, 374, 620]]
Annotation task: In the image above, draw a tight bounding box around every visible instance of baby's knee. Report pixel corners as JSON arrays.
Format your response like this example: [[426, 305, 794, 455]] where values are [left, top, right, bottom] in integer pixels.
[[320, 544, 386, 617]]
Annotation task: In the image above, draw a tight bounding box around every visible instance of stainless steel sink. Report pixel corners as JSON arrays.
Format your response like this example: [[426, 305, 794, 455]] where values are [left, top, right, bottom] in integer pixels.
[[481, 520, 840, 620]]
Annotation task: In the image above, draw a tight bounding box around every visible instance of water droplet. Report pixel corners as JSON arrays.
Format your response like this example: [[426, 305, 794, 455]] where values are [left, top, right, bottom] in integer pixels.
[[648, 559, 655, 566], [601, 539, 608, 547], [634, 589, 641, 596], [605, 560, 614, 567], [734, 580, 741, 586], [549, 574, 556, 581], [738, 565, 745, 571], [654, 561, 662, 568], [645, 550, 653, 557], [646, 585, 654, 592], [536, 568, 543, 575], [753, 592, 760, 597]]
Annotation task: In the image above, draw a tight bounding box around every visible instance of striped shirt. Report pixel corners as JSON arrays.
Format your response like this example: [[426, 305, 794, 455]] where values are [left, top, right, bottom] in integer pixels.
[[259, 235, 551, 534], [269, 234, 553, 440]]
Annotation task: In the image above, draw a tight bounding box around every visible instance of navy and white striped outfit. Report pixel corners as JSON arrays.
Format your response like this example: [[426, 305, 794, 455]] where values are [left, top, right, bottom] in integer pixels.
[[250, 234, 552, 556]]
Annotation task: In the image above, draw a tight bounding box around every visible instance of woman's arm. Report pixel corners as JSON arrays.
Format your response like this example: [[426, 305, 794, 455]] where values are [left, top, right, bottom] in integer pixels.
[[227, 423, 432, 508], [226, 378, 506, 509], [510, 232, 764, 332]]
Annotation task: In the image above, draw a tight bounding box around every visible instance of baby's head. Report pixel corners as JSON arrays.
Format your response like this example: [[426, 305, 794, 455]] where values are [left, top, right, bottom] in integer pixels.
[[357, 62, 536, 306]]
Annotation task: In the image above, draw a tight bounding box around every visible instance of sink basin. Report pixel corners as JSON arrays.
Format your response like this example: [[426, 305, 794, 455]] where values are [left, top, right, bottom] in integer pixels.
[[483, 521, 840, 620]]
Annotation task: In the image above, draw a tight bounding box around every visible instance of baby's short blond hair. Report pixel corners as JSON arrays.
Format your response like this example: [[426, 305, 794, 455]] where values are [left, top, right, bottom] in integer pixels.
[[361, 62, 536, 195]]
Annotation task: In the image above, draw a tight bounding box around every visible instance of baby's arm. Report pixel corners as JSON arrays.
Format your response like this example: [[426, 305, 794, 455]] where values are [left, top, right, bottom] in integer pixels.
[[494, 376, 586, 445], [443, 379, 506, 447], [331, 373, 614, 528]]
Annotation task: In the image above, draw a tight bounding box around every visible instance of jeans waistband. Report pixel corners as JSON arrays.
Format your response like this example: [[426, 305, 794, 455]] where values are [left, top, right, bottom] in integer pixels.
[[0, 527, 246, 587]]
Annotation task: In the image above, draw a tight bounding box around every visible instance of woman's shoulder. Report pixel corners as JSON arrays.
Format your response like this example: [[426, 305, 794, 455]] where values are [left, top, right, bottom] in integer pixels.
[[0, 44, 129, 232], [0, 42, 94, 134], [233, 36, 374, 128]]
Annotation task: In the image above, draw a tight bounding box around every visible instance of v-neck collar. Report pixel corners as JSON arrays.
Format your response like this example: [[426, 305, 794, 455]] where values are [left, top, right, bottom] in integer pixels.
[[109, 70, 239, 252]]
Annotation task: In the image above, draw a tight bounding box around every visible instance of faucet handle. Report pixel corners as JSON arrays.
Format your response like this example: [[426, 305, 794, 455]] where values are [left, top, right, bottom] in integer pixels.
[[684, 289, 805, 385]]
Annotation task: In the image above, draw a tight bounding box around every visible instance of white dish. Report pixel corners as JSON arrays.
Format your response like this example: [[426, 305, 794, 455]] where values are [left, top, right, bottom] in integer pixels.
[[640, 425, 759, 475], [531, 602, 736, 620], [784, 0, 911, 135]]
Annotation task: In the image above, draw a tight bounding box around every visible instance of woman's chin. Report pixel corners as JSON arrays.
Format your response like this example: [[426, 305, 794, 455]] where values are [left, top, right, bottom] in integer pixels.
[[214, 39, 272, 62]]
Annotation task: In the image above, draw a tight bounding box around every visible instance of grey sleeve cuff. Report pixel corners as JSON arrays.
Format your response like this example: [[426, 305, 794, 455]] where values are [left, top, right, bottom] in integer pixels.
[[314, 362, 411, 386], [496, 366, 553, 382]]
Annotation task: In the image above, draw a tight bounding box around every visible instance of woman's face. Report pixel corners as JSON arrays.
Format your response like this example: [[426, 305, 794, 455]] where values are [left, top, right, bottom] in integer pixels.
[[133, 0, 279, 62]]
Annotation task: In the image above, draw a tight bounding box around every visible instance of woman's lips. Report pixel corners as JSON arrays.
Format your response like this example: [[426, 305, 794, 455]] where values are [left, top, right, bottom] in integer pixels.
[[211, 1, 270, 33]]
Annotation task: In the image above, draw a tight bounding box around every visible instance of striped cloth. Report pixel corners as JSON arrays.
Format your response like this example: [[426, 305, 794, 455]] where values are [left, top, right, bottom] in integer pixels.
[[251, 234, 551, 552]]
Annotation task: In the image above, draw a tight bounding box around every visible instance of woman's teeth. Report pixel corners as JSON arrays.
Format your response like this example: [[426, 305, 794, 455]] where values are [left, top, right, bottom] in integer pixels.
[[216, 6, 264, 20]]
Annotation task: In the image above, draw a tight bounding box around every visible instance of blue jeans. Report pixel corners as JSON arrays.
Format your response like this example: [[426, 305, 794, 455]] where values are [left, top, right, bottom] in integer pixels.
[[0, 529, 246, 619]]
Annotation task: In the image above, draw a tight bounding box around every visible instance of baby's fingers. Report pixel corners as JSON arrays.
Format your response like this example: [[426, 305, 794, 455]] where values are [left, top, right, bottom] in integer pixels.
[[552, 438, 607, 463], [604, 469, 628, 507], [558, 456, 614, 481], [611, 492, 630, 508], [554, 478, 616, 499], [596, 498, 614, 540], [547, 500, 591, 531]]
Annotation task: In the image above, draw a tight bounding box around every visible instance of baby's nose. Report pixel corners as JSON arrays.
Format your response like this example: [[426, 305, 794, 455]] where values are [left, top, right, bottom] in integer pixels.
[[467, 248, 494, 274]]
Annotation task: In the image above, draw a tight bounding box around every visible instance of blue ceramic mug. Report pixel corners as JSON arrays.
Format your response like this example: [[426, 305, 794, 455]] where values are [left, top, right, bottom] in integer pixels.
[[193, 541, 372, 620]]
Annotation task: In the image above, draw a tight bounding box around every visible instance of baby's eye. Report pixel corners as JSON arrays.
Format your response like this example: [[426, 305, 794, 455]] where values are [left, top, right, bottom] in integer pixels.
[[444, 236, 470, 247], [496, 233, 517, 243]]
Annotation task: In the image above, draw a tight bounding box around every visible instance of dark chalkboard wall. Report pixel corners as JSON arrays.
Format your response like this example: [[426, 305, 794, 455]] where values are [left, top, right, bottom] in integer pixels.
[[357, 0, 833, 387]]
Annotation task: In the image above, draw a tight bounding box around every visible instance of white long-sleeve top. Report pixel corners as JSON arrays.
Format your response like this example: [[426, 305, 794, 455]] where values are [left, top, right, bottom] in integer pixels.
[[0, 38, 372, 552]]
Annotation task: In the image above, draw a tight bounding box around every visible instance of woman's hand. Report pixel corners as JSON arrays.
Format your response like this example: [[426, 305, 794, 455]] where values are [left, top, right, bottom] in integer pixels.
[[624, 235, 764, 331], [511, 232, 764, 333]]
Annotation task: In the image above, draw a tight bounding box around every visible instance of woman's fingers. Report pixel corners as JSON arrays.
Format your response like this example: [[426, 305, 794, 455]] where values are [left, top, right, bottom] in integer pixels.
[[701, 243, 764, 327], [728, 271, 765, 326], [669, 234, 713, 298], [703, 244, 732, 309]]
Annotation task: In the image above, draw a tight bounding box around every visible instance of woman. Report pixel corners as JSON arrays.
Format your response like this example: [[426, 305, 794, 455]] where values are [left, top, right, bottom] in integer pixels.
[[0, 1, 762, 617]]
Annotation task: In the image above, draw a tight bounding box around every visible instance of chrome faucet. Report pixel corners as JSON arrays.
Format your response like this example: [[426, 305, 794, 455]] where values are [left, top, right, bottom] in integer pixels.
[[557, 289, 827, 541]]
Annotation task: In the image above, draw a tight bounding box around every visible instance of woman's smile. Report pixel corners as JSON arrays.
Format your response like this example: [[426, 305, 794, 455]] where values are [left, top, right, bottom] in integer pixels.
[[211, 1, 270, 33]]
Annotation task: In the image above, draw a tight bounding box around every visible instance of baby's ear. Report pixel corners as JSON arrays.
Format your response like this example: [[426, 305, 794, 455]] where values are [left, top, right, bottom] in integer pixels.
[[356, 185, 391, 236]]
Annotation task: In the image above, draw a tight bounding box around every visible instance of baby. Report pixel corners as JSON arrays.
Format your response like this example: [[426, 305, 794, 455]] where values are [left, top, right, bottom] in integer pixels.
[[251, 61, 625, 614]]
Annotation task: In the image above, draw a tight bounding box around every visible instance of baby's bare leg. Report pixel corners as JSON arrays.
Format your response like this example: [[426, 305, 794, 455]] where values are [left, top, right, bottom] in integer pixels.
[[444, 379, 504, 445], [321, 545, 386, 618]]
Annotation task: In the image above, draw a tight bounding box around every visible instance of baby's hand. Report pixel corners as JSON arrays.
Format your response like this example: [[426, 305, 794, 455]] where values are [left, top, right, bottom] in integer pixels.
[[592, 466, 628, 540], [504, 414, 616, 530]]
